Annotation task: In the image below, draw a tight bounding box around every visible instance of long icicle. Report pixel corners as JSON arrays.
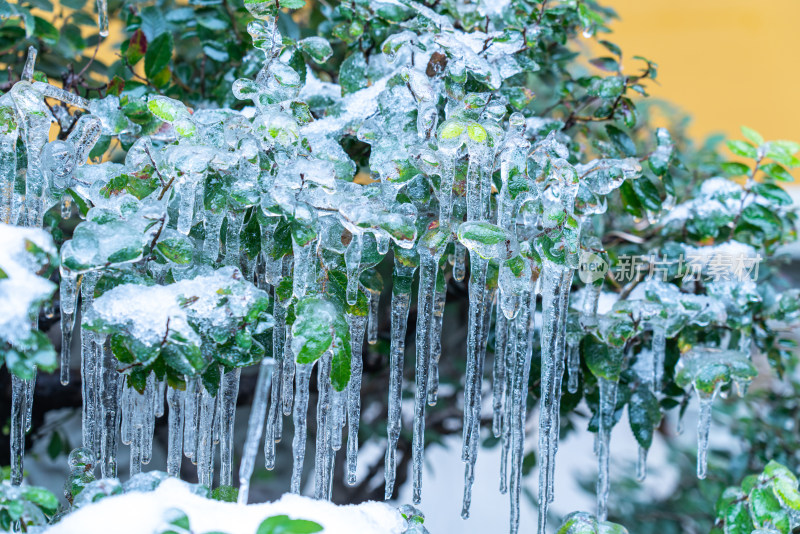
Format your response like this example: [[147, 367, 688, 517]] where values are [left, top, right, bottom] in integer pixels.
[[314, 351, 333, 499], [166, 386, 185, 477], [427, 261, 447, 407], [290, 362, 314, 494], [384, 257, 417, 499], [346, 313, 367, 485], [265, 295, 287, 469], [80, 271, 100, 457], [537, 263, 572, 532], [509, 289, 534, 534], [99, 336, 120, 478], [10, 375, 28, 485], [238, 358, 273, 504], [596, 374, 619, 521], [412, 251, 441, 504]]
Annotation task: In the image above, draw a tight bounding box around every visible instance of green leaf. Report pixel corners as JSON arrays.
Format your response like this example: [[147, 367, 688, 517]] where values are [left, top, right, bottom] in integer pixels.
[[720, 162, 750, 177], [753, 183, 792, 206], [628, 383, 660, 449], [726, 140, 758, 159], [144, 32, 173, 81], [761, 162, 794, 182], [583, 336, 623, 381], [33, 16, 59, 46], [291, 297, 351, 390], [298, 37, 333, 64], [20, 486, 59, 516], [256, 515, 323, 534], [605, 125, 636, 157], [740, 203, 782, 239], [589, 57, 619, 72], [740, 126, 764, 146], [155, 236, 194, 264], [749, 486, 790, 533]]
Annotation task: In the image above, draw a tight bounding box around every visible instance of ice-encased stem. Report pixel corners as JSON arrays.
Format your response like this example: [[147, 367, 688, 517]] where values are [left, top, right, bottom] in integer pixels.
[[384, 260, 416, 499], [290, 362, 314, 494], [596, 376, 619, 522], [453, 243, 466, 283], [238, 358, 273, 504], [166, 386, 184, 477], [411, 252, 441, 504], [346, 313, 367, 485], [219, 368, 241, 486]]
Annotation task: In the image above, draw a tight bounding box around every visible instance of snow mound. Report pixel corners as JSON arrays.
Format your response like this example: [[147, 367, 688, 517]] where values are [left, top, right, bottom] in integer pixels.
[[45, 478, 405, 534]]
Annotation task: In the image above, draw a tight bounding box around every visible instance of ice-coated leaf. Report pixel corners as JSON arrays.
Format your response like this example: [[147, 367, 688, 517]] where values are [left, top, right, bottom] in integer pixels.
[[291, 297, 351, 390]]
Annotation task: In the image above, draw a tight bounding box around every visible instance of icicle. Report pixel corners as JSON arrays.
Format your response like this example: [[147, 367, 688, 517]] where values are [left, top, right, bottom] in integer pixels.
[[462, 282, 495, 519], [21, 46, 36, 82], [636, 446, 647, 482], [219, 368, 241, 487], [224, 211, 244, 267], [203, 211, 225, 263], [10, 375, 27, 485], [696, 389, 718, 480], [367, 288, 379, 345], [492, 301, 509, 438], [280, 258, 296, 418], [80, 271, 100, 456], [346, 313, 367, 485], [166, 386, 184, 477], [412, 249, 442, 505], [596, 376, 619, 522], [345, 233, 363, 306], [155, 380, 166, 418], [238, 358, 273, 504], [183, 377, 201, 461], [196, 385, 217, 487], [143, 375, 157, 466], [96, 0, 109, 37], [537, 263, 573, 533], [509, 290, 534, 534], [437, 149, 457, 226], [461, 256, 488, 462], [176, 181, 197, 236], [265, 297, 287, 470], [291, 238, 316, 299], [566, 341, 580, 394], [384, 259, 417, 499], [427, 275, 446, 407], [290, 362, 314, 494], [314, 352, 333, 499], [99, 337, 120, 478], [32, 82, 90, 109], [453, 243, 467, 282], [24, 367, 36, 433], [652, 323, 666, 391]]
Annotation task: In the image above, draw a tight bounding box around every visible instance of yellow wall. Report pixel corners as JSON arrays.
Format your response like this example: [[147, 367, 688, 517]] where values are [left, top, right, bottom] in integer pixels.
[[593, 0, 800, 143]]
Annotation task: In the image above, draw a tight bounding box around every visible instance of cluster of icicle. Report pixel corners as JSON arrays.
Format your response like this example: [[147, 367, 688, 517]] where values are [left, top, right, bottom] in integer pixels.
[[1, 5, 750, 534]]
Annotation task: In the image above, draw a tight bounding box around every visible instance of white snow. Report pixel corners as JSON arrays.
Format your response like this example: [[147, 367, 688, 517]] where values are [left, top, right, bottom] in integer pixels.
[[45, 478, 405, 534]]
